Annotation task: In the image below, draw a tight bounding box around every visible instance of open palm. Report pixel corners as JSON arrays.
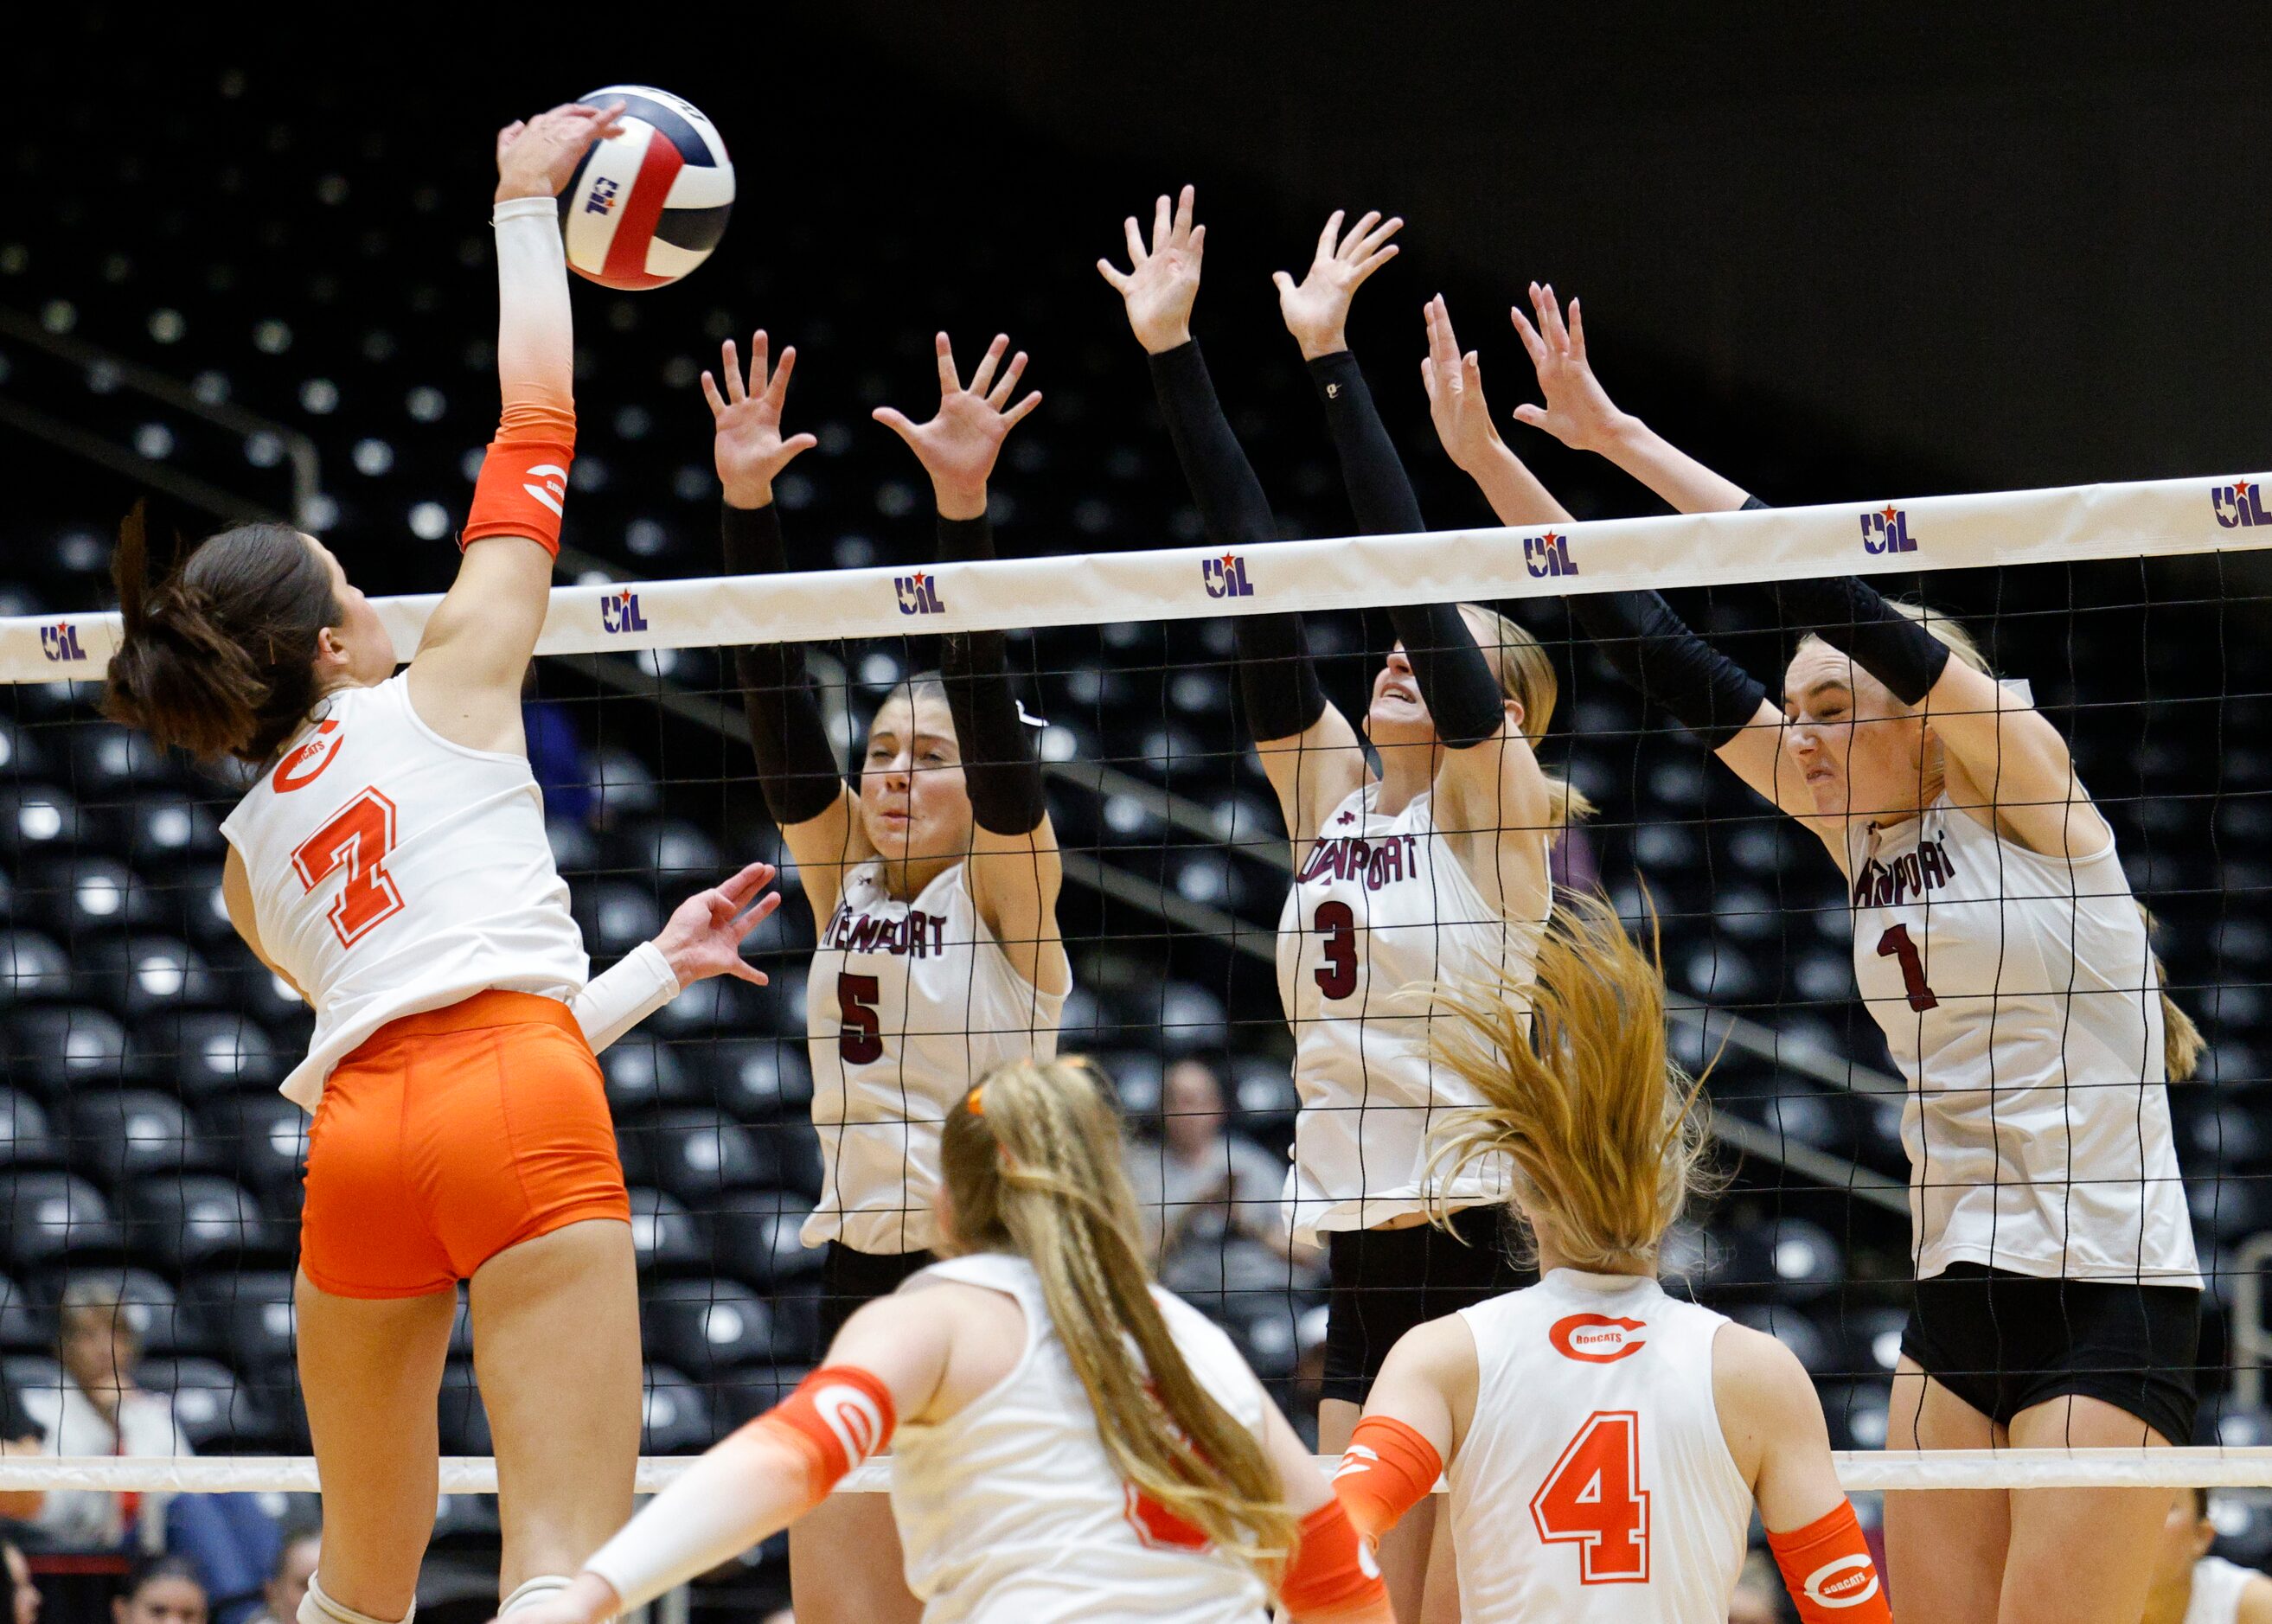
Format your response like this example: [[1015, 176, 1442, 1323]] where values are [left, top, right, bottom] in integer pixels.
[[874, 332, 1041, 520], [702, 331, 818, 508], [1273, 208, 1403, 361], [1098, 184, 1206, 355], [1509, 283, 1628, 452]]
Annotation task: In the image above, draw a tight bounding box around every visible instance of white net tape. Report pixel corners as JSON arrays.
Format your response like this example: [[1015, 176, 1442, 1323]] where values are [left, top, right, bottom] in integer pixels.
[[0, 1449, 2266, 1494], [2, 471, 2264, 682]]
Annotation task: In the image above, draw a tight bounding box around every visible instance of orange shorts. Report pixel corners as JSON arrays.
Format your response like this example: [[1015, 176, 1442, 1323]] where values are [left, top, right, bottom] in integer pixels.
[[300, 989, 630, 1300]]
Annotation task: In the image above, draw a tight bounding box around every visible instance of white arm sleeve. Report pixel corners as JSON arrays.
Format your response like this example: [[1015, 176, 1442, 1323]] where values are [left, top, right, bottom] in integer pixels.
[[568, 942, 681, 1056], [583, 1428, 817, 1614], [491, 195, 573, 406]]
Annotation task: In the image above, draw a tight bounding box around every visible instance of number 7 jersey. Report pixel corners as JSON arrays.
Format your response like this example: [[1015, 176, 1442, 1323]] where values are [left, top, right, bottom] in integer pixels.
[[1447, 1271, 1752, 1622], [220, 675, 590, 1111]]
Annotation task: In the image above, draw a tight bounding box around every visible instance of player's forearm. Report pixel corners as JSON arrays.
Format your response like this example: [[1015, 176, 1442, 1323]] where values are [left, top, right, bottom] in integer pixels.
[[1147, 340, 1278, 547], [1307, 350, 1425, 536], [580, 1427, 816, 1614], [724, 502, 844, 827], [568, 942, 681, 1055], [1464, 440, 1571, 530], [1592, 415, 1750, 514], [938, 515, 1045, 835], [492, 197, 574, 413]]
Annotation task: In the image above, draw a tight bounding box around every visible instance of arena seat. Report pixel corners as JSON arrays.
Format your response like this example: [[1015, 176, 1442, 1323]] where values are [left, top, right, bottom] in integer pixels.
[[125, 1173, 288, 1272], [16, 854, 163, 938], [627, 1186, 710, 1276], [641, 1278, 778, 1379], [64, 1089, 222, 1183], [1725, 1301, 1836, 1375], [1, 1171, 125, 1269], [200, 1093, 308, 1197], [86, 934, 222, 1019], [641, 1365, 718, 1454], [706, 1192, 822, 1288], [690, 1038, 813, 1121], [0, 930, 74, 1008], [140, 1010, 285, 1099], [599, 1036, 701, 1114], [713, 1363, 811, 1430], [0, 1090, 61, 1171], [4, 1006, 129, 1097], [187, 1266, 297, 1372], [619, 1109, 778, 1205]]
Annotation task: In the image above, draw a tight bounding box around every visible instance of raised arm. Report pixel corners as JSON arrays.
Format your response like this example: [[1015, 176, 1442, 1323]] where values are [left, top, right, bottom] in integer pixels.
[[706, 333, 862, 924], [1098, 185, 1364, 854], [1712, 1325, 1894, 1622], [874, 333, 1070, 997], [1508, 282, 1752, 515], [406, 101, 624, 754], [1280, 221, 1552, 898]]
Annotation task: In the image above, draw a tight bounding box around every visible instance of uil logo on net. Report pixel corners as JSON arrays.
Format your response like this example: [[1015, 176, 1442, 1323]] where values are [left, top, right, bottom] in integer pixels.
[[1524, 531, 1578, 578], [38, 622, 86, 663], [895, 572, 946, 616], [600, 589, 649, 634], [1859, 505, 1917, 554], [1201, 553, 1254, 598], [2211, 478, 2271, 528]]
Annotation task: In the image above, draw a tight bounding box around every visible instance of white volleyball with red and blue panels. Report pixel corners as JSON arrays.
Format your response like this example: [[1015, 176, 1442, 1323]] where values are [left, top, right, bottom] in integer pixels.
[[560, 85, 733, 291]]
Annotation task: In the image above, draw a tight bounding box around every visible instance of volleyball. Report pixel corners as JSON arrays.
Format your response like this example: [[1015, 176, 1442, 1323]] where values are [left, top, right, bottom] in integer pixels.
[[558, 84, 734, 291]]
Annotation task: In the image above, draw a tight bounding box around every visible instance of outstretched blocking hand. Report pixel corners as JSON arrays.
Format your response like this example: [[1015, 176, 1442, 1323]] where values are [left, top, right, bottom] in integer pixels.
[[495, 101, 627, 204], [1273, 208, 1403, 361], [703, 332, 819, 509], [653, 861, 784, 990], [873, 332, 1041, 521], [1509, 282, 1629, 453], [1098, 184, 1206, 355], [1420, 294, 1507, 475]]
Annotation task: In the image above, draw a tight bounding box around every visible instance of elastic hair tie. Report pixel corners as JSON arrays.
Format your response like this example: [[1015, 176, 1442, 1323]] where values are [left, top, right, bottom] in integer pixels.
[[965, 1085, 986, 1117]]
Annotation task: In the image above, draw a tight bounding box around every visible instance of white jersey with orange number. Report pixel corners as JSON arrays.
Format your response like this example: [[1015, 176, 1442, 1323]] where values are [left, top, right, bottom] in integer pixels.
[[1276, 783, 1546, 1242], [804, 860, 1065, 1255], [1845, 796, 2198, 1285], [890, 1252, 1271, 1624], [2188, 1555, 2262, 1624], [219, 675, 588, 1109], [1446, 1271, 1755, 1623]]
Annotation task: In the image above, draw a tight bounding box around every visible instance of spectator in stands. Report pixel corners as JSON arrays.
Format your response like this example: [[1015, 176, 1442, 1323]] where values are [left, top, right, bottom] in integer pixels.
[[2142, 1487, 2272, 1622], [239, 1530, 316, 1624], [1123, 1058, 1301, 1269], [25, 1279, 193, 1550], [1726, 1548, 1784, 1622], [113, 1557, 205, 1624], [3, 1542, 41, 1624]]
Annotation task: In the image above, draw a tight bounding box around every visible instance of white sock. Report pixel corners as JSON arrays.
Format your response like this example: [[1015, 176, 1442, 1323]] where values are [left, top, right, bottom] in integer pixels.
[[499, 1577, 573, 1615], [298, 1576, 413, 1624]]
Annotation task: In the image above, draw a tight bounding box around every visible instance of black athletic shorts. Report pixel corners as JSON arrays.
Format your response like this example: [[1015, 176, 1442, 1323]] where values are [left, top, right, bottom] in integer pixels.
[[1898, 1263, 2201, 1447], [818, 1242, 936, 1345], [1322, 1207, 1526, 1405]]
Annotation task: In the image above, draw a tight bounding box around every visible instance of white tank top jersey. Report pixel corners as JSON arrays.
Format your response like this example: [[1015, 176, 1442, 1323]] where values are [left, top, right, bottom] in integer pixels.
[[1845, 796, 2199, 1285], [217, 676, 589, 1110], [2187, 1556, 2262, 1624], [1276, 783, 1546, 1241], [1446, 1272, 1754, 1623], [805, 860, 1065, 1254], [890, 1252, 1272, 1624]]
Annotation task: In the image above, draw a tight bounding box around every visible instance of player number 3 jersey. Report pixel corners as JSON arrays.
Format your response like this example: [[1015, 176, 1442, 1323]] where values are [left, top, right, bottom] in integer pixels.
[[219, 676, 589, 1109]]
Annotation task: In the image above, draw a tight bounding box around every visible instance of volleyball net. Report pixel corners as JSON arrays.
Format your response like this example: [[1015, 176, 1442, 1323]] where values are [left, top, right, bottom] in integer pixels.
[[0, 474, 2269, 1507]]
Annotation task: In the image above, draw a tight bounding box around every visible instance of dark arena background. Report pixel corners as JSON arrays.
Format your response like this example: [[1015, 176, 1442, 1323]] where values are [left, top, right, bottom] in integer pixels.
[[6, 6, 2272, 1622]]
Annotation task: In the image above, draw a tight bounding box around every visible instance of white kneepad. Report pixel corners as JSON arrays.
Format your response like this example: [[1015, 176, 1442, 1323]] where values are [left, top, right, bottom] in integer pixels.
[[499, 1577, 573, 1615]]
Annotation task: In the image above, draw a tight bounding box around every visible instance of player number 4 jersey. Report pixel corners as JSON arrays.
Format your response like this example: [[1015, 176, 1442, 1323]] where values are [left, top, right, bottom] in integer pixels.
[[219, 676, 589, 1109], [1444, 1271, 1754, 1623]]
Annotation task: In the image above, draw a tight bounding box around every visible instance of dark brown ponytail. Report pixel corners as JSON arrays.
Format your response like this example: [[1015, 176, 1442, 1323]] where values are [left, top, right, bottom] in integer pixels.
[[102, 508, 342, 764]]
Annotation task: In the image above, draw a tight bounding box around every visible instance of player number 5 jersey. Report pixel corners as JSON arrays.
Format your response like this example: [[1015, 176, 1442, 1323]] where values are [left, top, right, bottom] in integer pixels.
[[219, 676, 589, 1109]]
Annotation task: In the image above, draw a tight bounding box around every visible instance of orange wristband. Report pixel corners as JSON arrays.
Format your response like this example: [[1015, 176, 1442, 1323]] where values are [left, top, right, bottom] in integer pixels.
[[1767, 1500, 1891, 1621], [459, 438, 575, 554], [749, 1365, 897, 1501], [1334, 1414, 1443, 1539], [1278, 1499, 1388, 1621]]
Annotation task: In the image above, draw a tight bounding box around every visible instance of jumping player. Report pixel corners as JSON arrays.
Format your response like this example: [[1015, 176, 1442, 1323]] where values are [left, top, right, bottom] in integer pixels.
[[496, 1057, 1393, 1624], [702, 328, 1067, 1623], [1336, 893, 1893, 1623], [100, 105, 785, 1624], [1101, 188, 1583, 1615], [1428, 285, 2202, 1624]]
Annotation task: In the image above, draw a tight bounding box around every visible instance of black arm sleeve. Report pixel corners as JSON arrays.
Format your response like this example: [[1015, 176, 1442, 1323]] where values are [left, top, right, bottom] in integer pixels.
[[937, 514, 1046, 835], [1565, 591, 1772, 751], [723, 502, 846, 827], [1774, 575, 1950, 707], [1147, 340, 1326, 742], [1306, 349, 1501, 750]]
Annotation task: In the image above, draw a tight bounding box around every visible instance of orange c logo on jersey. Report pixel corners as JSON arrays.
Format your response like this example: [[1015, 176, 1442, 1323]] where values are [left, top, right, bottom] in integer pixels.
[[272, 720, 343, 793], [1549, 1313, 1649, 1364]]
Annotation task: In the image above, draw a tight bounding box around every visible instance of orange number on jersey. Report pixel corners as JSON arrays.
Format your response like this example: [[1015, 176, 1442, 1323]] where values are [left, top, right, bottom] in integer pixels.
[[1530, 1410, 1649, 1584], [291, 788, 405, 947], [1123, 1482, 1211, 1553]]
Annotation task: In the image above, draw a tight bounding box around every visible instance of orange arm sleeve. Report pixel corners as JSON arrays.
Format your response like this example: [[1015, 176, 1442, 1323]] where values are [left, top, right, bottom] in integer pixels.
[[1277, 1499, 1392, 1623], [1768, 1500, 1893, 1622], [1333, 1413, 1443, 1540], [750, 1365, 899, 1501]]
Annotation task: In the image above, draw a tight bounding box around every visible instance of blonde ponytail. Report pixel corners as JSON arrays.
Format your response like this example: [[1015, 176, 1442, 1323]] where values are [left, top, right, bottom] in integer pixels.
[[1461, 604, 1595, 839], [2137, 905, 2204, 1083], [938, 1058, 1296, 1576], [1425, 890, 1717, 1270]]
